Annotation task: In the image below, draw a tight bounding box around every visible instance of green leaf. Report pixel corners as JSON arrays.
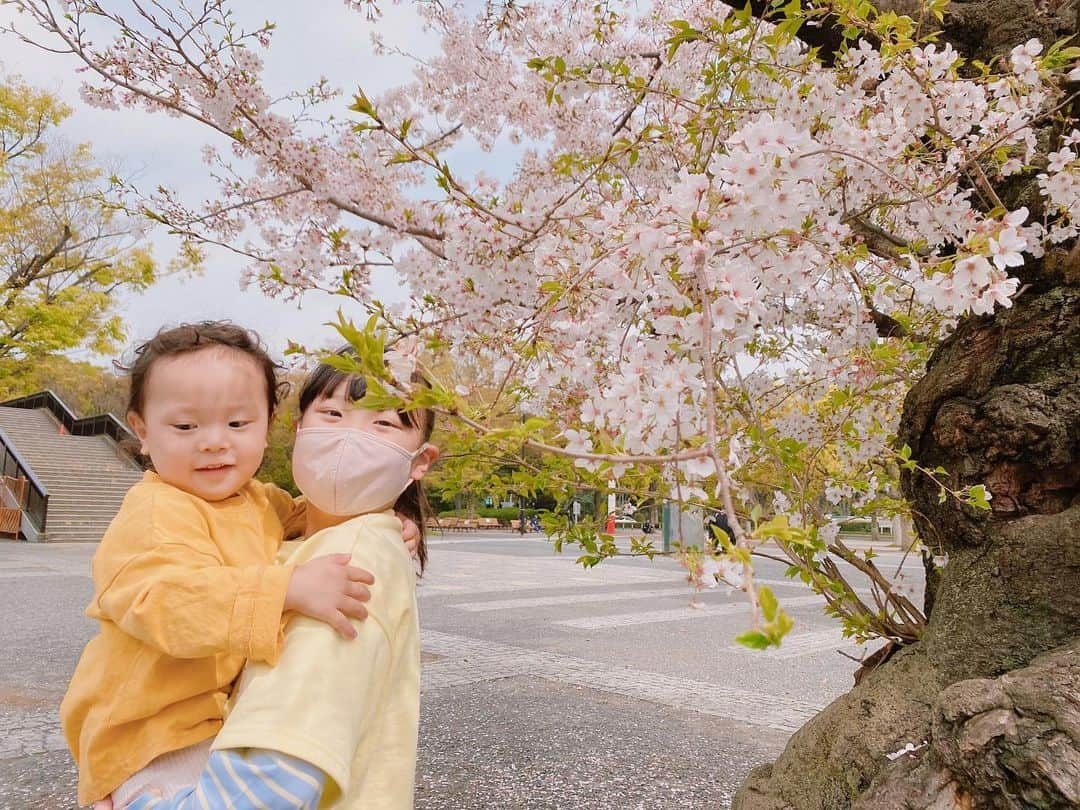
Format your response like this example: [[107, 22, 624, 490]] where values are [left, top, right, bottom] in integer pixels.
[[348, 91, 376, 119], [965, 484, 992, 510], [735, 630, 771, 650], [773, 609, 794, 639], [576, 553, 603, 569], [759, 585, 779, 622]]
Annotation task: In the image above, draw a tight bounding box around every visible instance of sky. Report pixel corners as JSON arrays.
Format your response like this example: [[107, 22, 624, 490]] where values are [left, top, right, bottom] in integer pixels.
[[0, 1, 474, 363]]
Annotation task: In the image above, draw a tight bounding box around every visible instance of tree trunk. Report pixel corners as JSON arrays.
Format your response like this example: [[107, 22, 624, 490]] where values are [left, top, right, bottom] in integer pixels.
[[735, 244, 1079, 808], [732, 0, 1079, 802]]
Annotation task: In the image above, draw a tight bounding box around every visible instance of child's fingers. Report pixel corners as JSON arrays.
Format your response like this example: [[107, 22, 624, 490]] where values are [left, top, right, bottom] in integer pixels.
[[399, 516, 420, 544], [339, 596, 370, 622], [345, 565, 375, 585], [328, 610, 358, 640], [92, 800, 114, 810], [345, 582, 371, 602]]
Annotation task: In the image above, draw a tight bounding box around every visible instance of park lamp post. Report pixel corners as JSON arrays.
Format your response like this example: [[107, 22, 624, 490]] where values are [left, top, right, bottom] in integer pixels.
[[518, 404, 528, 535]]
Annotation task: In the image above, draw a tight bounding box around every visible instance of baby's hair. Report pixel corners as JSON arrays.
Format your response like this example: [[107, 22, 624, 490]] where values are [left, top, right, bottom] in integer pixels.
[[298, 352, 436, 572], [119, 321, 288, 419]]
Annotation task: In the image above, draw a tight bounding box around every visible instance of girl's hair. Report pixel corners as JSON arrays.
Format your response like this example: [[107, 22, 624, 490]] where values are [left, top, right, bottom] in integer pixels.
[[119, 322, 287, 418], [298, 356, 436, 573]]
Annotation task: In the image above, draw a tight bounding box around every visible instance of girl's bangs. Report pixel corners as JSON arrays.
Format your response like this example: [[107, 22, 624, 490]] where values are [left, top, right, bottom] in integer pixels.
[[299, 358, 433, 439], [298, 365, 366, 412]]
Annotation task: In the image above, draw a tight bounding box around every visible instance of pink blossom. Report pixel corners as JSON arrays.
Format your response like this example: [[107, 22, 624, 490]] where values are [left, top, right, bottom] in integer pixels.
[[1047, 148, 1075, 173], [953, 255, 993, 289], [988, 228, 1026, 270], [1003, 207, 1030, 228], [1010, 38, 1043, 85]]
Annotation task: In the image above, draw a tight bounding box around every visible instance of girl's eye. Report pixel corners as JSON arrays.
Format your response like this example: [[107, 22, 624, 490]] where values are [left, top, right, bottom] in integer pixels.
[[375, 418, 400, 428], [321, 409, 342, 418], [229, 420, 251, 429], [174, 425, 194, 431]]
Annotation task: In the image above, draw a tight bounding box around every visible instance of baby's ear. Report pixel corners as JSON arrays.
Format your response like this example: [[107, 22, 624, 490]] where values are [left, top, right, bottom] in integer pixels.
[[127, 411, 149, 453]]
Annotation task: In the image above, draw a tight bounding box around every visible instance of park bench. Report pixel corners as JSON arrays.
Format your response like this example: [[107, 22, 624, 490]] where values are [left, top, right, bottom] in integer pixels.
[[436, 517, 481, 532], [0, 475, 26, 539]]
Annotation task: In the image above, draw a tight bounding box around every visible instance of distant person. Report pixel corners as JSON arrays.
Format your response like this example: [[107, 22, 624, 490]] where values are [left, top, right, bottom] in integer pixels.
[[59, 324, 419, 809]]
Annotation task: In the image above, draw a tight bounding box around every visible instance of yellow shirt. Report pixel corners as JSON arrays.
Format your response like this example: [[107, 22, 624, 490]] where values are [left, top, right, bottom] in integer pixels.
[[60, 471, 305, 805], [213, 512, 420, 810]]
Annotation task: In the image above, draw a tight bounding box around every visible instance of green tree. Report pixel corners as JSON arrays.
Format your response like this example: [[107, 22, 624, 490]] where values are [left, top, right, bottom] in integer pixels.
[[257, 372, 303, 495], [0, 75, 167, 366], [0, 353, 126, 415]]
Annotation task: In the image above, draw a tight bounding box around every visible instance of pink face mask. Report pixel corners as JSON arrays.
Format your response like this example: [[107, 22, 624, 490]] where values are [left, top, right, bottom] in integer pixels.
[[291, 427, 428, 516]]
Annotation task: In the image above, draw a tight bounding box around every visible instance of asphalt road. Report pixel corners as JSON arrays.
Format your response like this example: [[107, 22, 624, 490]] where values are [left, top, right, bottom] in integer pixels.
[[0, 533, 923, 809]]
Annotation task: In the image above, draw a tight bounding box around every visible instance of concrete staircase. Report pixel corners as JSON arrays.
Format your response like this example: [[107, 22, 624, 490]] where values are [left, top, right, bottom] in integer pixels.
[[0, 406, 144, 542]]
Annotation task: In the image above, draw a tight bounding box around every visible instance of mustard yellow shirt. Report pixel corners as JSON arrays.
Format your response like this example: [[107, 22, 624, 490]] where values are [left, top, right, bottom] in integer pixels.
[[60, 471, 305, 805], [214, 511, 420, 810]]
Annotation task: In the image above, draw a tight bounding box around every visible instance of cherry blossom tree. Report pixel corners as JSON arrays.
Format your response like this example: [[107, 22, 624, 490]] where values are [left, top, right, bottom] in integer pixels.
[[5, 0, 1077, 805]]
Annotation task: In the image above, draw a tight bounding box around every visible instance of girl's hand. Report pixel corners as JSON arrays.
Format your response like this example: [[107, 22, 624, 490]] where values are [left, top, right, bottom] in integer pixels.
[[92, 799, 114, 810], [397, 514, 421, 558], [285, 554, 375, 639]]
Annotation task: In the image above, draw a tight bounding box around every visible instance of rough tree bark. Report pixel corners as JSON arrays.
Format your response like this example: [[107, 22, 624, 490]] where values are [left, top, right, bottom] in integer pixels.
[[733, 1, 1080, 807]]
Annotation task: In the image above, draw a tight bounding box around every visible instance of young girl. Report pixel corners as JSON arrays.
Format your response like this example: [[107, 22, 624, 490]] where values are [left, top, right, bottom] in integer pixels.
[[60, 323, 384, 808], [125, 356, 439, 810]]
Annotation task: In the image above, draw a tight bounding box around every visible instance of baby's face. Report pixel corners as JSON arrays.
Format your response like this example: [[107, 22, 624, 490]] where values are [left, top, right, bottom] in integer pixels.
[[128, 346, 270, 501]]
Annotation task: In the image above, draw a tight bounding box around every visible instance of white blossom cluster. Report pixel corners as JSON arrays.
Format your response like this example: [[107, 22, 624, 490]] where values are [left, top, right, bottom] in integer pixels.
[[16, 0, 1078, 524]]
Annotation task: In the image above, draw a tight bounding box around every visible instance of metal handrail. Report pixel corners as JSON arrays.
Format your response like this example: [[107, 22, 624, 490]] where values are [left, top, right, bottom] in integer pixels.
[[0, 389, 137, 449], [0, 427, 49, 535]]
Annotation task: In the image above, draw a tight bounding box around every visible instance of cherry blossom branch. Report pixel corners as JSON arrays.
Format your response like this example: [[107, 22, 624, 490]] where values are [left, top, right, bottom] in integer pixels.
[[443, 409, 713, 465], [9, 1, 448, 256], [688, 247, 761, 625], [611, 52, 662, 136]]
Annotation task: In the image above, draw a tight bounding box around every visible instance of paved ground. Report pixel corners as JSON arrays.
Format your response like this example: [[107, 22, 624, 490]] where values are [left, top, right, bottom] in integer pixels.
[[0, 532, 923, 809]]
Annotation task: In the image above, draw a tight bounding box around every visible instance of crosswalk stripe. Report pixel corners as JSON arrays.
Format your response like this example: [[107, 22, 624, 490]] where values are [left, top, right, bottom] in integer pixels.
[[421, 630, 827, 732], [553, 595, 826, 629]]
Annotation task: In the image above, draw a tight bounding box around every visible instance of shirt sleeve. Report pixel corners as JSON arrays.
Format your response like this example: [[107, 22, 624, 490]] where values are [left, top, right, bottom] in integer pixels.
[[94, 494, 292, 664], [124, 749, 326, 810], [259, 482, 308, 541]]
